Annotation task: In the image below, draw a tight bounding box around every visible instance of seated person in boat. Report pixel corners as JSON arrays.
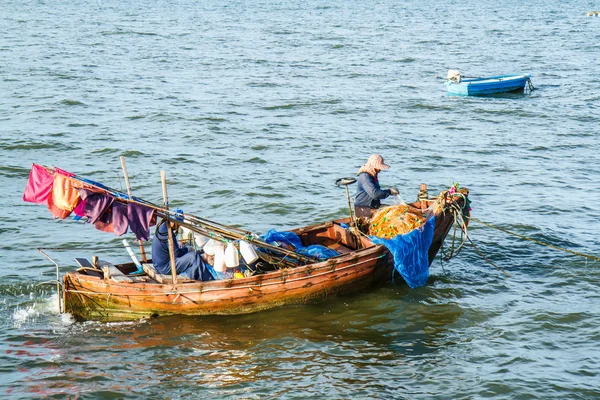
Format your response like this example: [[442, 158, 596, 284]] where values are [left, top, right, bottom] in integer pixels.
[[354, 154, 398, 218], [151, 210, 215, 281]]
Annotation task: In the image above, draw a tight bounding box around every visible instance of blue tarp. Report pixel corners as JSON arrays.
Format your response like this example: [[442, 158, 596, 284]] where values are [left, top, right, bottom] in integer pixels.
[[370, 216, 436, 289], [262, 229, 303, 250], [298, 244, 340, 260], [261, 230, 339, 260]]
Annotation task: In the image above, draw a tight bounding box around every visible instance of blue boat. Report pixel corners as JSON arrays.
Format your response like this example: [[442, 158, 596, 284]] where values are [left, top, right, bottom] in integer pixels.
[[445, 73, 531, 96]]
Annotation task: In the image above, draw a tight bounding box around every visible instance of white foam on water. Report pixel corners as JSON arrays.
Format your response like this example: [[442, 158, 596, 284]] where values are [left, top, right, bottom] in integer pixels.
[[11, 304, 40, 328]]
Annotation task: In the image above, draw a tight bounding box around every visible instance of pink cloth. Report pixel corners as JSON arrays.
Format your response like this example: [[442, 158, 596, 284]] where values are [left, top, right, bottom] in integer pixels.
[[23, 164, 54, 204], [55, 167, 74, 177]]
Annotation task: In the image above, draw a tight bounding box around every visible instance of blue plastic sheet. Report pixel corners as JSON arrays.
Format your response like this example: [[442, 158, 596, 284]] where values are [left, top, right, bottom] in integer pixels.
[[298, 245, 339, 260], [370, 216, 436, 288], [262, 229, 303, 250], [261, 230, 340, 260]]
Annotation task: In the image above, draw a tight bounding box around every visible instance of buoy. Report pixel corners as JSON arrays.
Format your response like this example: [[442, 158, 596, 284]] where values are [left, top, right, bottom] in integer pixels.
[[225, 242, 240, 268], [213, 246, 226, 272], [239, 240, 259, 264]]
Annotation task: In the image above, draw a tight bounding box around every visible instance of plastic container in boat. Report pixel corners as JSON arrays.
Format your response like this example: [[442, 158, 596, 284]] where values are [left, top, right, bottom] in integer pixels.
[[194, 233, 209, 248], [203, 239, 222, 256], [225, 242, 240, 268], [213, 246, 226, 272], [239, 240, 259, 264]]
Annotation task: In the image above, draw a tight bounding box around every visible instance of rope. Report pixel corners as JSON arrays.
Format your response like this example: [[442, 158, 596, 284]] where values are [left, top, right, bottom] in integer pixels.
[[468, 217, 600, 262], [467, 237, 511, 277], [526, 77, 535, 92], [440, 196, 469, 262]]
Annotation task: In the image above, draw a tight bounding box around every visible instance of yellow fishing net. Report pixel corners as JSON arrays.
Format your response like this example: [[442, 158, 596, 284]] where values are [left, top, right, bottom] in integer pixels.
[[368, 204, 427, 239]]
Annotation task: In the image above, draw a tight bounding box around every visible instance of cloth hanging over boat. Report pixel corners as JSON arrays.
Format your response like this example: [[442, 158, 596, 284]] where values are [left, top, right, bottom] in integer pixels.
[[111, 202, 129, 236], [94, 207, 115, 233], [370, 216, 436, 288], [50, 174, 83, 212], [83, 192, 114, 224], [23, 163, 54, 204], [128, 203, 156, 241], [47, 194, 72, 219]]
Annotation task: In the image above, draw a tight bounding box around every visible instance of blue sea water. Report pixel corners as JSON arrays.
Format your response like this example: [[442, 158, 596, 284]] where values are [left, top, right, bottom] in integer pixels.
[[1, 0, 599, 398]]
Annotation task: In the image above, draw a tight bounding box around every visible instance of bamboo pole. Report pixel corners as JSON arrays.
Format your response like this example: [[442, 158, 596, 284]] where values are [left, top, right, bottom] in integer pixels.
[[120, 156, 147, 262], [161, 171, 178, 285]]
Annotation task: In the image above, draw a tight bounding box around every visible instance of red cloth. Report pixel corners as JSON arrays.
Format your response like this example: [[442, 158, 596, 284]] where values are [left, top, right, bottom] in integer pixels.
[[23, 164, 54, 204]]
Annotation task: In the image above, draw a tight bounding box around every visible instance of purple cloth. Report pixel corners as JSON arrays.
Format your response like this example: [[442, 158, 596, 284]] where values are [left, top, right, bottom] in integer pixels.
[[73, 189, 93, 217], [83, 193, 114, 224], [128, 203, 155, 241], [111, 202, 129, 236], [94, 208, 114, 233]]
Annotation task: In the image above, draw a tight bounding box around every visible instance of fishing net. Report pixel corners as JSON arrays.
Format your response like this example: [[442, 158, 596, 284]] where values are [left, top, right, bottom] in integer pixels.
[[368, 204, 427, 239]]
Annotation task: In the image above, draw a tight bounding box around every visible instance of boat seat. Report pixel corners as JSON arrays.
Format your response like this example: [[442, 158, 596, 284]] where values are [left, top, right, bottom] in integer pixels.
[[142, 263, 195, 284], [326, 242, 353, 254], [74, 257, 103, 278]]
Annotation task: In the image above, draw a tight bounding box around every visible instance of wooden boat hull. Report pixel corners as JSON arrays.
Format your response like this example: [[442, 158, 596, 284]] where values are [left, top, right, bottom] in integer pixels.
[[446, 74, 529, 96], [64, 239, 390, 321], [63, 198, 466, 321]]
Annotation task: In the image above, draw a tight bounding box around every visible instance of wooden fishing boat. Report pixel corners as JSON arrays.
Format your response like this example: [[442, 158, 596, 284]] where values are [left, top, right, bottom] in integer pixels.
[[26, 161, 469, 321], [61, 195, 467, 322], [445, 74, 531, 96]]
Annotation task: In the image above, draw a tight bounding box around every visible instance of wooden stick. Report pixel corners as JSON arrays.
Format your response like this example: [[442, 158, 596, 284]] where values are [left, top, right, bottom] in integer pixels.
[[120, 156, 148, 262], [161, 170, 178, 285]]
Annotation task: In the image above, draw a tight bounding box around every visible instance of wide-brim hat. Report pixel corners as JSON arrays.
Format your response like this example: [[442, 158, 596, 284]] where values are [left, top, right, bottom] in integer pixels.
[[367, 154, 390, 170]]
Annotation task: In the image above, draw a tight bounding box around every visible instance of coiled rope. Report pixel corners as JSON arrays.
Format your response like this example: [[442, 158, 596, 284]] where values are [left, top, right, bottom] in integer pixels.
[[439, 195, 512, 277]]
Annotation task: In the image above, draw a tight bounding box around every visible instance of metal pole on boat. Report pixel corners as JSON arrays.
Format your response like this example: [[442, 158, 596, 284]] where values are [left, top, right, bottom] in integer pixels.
[[335, 177, 362, 249], [120, 156, 148, 263], [161, 170, 178, 285]]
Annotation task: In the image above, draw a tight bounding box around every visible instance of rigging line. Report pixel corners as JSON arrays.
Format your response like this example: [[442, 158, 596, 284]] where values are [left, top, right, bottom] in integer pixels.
[[468, 217, 600, 261], [467, 236, 511, 277], [38, 246, 127, 251]]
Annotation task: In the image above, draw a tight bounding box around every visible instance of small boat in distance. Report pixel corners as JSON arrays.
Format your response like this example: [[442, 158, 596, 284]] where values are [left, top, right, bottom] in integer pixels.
[[445, 70, 532, 96]]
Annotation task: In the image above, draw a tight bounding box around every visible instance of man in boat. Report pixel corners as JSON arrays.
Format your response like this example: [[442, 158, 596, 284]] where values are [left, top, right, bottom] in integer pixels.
[[151, 209, 215, 281], [354, 154, 399, 218]]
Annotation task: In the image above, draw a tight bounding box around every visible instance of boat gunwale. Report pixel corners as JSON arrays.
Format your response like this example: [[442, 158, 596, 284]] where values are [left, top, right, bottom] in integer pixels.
[[64, 233, 388, 295]]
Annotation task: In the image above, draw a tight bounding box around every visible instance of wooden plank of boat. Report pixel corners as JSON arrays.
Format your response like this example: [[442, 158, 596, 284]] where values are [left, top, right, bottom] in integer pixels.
[[142, 262, 195, 284]]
